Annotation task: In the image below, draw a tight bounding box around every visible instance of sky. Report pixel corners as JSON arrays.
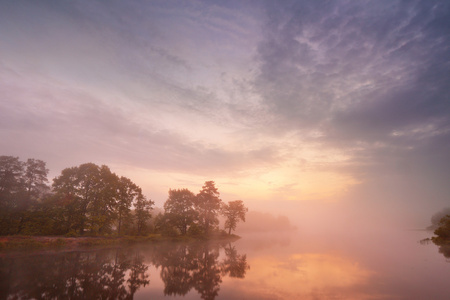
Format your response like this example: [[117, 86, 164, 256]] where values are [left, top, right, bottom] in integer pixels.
[[1, 0, 449, 229]]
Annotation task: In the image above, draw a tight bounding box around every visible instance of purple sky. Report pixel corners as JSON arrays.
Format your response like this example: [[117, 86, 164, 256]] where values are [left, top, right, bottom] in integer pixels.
[[1, 0, 449, 228]]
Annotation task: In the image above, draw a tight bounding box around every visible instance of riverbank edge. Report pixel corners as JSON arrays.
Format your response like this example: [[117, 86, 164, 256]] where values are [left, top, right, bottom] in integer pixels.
[[0, 234, 241, 251]]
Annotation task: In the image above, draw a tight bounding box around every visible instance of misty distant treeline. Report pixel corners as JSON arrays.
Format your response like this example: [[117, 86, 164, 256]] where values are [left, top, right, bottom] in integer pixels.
[[0, 156, 247, 237]]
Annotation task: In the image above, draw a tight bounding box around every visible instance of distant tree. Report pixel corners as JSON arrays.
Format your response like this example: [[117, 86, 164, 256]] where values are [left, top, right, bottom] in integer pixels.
[[221, 200, 248, 235], [195, 181, 222, 235], [434, 215, 450, 240], [164, 188, 197, 235], [0, 156, 51, 234], [429, 208, 450, 230]]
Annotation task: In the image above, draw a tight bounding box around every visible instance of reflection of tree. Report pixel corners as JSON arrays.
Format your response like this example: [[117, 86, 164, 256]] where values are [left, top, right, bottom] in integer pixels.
[[221, 243, 250, 278], [152, 241, 249, 300], [151, 244, 196, 296], [432, 240, 450, 262], [0, 248, 149, 299], [128, 253, 150, 298], [0, 241, 248, 300], [192, 243, 222, 300], [438, 244, 450, 261]]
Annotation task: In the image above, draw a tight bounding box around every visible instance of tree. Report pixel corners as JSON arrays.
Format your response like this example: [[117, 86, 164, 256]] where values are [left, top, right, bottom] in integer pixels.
[[86, 165, 118, 235], [16, 159, 50, 233], [221, 200, 248, 235], [434, 215, 450, 240], [428, 208, 450, 230], [195, 181, 222, 235], [23, 159, 49, 201], [0, 156, 50, 234], [0, 156, 24, 234], [52, 163, 141, 236], [134, 193, 154, 235], [0, 156, 24, 209], [52, 163, 104, 235], [164, 188, 197, 235], [115, 176, 142, 235]]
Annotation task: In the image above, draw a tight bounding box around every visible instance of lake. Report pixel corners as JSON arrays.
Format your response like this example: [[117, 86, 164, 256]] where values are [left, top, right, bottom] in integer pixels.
[[1, 229, 449, 299]]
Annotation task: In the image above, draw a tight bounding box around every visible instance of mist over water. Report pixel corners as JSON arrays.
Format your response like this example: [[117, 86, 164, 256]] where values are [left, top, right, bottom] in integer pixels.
[[2, 216, 449, 299]]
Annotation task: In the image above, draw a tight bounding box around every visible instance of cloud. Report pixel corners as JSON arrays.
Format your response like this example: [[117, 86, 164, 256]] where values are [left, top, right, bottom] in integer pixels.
[[0, 65, 281, 179], [253, 0, 450, 180]]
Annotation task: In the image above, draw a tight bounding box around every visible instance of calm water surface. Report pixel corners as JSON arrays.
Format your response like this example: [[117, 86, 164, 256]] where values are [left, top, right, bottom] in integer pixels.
[[1, 229, 449, 299]]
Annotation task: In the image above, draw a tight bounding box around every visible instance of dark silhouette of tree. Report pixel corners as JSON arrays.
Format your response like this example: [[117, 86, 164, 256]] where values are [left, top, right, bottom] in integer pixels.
[[195, 181, 222, 235], [221, 200, 248, 235], [164, 188, 197, 235]]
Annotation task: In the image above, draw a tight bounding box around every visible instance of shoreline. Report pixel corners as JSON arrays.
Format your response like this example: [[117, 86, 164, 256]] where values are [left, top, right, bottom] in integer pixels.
[[0, 234, 241, 251]]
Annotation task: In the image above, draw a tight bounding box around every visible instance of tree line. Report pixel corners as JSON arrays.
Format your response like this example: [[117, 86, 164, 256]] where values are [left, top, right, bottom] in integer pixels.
[[0, 156, 247, 237], [156, 182, 247, 237]]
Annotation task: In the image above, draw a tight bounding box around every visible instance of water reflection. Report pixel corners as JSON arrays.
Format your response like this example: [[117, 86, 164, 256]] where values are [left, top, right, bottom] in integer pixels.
[[0, 241, 249, 300], [437, 244, 450, 261], [0, 248, 149, 299], [423, 237, 450, 262], [151, 242, 249, 299], [237, 253, 374, 299]]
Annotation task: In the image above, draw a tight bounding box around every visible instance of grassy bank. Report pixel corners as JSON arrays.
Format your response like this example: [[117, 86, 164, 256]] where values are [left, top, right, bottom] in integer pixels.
[[0, 233, 241, 251]]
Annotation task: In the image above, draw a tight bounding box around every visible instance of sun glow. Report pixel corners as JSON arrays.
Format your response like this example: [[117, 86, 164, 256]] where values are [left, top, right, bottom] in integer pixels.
[[231, 253, 374, 299]]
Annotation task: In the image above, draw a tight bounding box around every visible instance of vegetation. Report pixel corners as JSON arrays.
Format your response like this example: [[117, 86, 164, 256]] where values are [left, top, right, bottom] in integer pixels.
[[221, 200, 248, 235], [427, 207, 450, 230], [164, 188, 197, 235], [433, 215, 450, 243], [0, 155, 248, 241], [159, 181, 248, 237]]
